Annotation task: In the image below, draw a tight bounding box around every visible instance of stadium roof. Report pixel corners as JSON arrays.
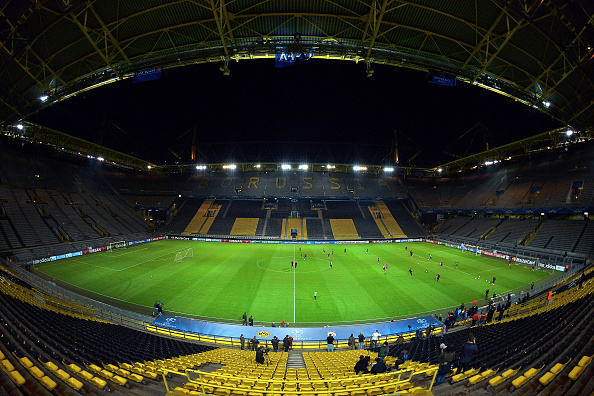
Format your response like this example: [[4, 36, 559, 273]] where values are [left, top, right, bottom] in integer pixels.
[[1, 0, 593, 131]]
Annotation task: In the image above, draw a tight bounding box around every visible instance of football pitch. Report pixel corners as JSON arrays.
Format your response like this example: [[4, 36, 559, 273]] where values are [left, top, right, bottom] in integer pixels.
[[36, 240, 554, 325]]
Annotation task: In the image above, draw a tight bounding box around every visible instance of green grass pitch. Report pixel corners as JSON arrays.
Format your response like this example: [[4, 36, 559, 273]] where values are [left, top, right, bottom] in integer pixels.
[[36, 240, 553, 325]]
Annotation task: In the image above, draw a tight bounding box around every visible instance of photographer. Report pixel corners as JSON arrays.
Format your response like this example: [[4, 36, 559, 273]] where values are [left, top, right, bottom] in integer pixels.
[[255, 346, 266, 364]]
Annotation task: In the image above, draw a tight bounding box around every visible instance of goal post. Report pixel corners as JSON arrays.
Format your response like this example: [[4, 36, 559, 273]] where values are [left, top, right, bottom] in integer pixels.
[[108, 241, 127, 252], [174, 248, 193, 262]]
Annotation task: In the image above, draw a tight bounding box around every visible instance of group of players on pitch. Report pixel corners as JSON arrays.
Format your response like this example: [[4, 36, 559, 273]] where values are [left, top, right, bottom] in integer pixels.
[[289, 245, 467, 283]]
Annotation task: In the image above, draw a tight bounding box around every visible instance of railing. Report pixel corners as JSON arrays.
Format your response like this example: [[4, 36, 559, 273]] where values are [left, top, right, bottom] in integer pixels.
[[146, 324, 442, 350], [161, 366, 439, 395]]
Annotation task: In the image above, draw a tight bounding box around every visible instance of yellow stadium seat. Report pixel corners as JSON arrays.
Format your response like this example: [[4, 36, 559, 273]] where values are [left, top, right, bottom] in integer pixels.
[[65, 376, 84, 391], [539, 372, 555, 386], [15, 355, 34, 369], [1, 359, 15, 372], [54, 368, 70, 381], [65, 362, 82, 374], [39, 375, 57, 391], [7, 369, 26, 387], [27, 365, 44, 379], [173, 387, 190, 395], [111, 375, 128, 386]]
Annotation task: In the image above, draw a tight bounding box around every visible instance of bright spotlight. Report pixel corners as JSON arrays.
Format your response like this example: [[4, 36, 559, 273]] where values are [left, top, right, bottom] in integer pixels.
[[255, 164, 261, 168], [281, 164, 291, 170], [16, 124, 23, 130], [437, 168, 443, 173], [147, 165, 152, 170], [223, 164, 236, 170], [384, 167, 394, 172], [542, 101, 551, 108], [353, 166, 367, 171], [298, 164, 308, 170], [40, 95, 49, 102], [326, 164, 335, 169], [566, 130, 574, 136], [97, 157, 104, 162], [195, 165, 206, 170]]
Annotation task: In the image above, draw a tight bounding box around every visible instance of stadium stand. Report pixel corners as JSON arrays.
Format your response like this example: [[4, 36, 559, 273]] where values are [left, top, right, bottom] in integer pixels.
[[528, 219, 588, 254], [483, 218, 540, 246], [324, 201, 363, 219], [352, 218, 384, 239], [375, 201, 406, 238], [230, 218, 260, 236], [226, 199, 266, 218], [264, 218, 283, 238], [383, 200, 424, 237], [329, 219, 359, 240], [305, 218, 325, 239]]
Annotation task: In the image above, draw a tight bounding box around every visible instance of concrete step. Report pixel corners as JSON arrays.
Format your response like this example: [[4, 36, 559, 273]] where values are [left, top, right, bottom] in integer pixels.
[[286, 352, 306, 370]]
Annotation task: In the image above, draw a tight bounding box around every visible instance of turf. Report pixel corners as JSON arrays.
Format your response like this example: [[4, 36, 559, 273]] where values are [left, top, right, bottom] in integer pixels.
[[36, 240, 553, 325]]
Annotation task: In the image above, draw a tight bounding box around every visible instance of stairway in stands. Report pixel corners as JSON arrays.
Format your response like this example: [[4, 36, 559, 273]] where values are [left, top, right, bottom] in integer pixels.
[[286, 351, 306, 370]]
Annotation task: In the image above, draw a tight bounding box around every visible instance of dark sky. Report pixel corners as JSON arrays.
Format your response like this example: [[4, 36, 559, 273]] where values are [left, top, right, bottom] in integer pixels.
[[32, 59, 561, 167]]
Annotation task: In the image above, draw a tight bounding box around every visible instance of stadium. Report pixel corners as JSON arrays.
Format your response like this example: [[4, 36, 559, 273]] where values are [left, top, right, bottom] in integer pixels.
[[0, 1, 593, 396]]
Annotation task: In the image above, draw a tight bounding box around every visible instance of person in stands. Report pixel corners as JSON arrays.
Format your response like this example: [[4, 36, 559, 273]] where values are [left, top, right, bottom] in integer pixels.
[[457, 334, 478, 374], [435, 343, 455, 385], [354, 355, 370, 374]]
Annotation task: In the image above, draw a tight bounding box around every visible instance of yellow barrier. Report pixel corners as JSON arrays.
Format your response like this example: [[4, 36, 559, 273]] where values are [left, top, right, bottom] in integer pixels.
[[146, 325, 442, 350]]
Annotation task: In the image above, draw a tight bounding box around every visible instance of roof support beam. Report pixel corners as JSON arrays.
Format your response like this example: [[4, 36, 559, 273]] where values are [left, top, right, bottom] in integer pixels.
[[87, 2, 131, 64], [209, 0, 234, 60], [10, 56, 58, 100], [470, 14, 527, 83], [362, 0, 390, 60], [68, 9, 123, 79], [463, 9, 506, 66]]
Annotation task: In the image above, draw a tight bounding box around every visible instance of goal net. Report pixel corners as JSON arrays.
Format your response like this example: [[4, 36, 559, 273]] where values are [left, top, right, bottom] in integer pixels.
[[174, 248, 193, 262], [108, 241, 127, 252]]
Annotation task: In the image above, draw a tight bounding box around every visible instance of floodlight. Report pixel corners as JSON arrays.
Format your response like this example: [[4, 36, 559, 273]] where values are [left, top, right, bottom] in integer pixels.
[[566, 130, 574, 136], [40, 95, 49, 102], [281, 164, 291, 170], [97, 157, 104, 162], [223, 164, 236, 170], [255, 164, 261, 168], [195, 165, 206, 170], [384, 167, 394, 172], [16, 124, 23, 130], [326, 164, 335, 169], [437, 168, 443, 173], [584, 212, 589, 216], [484, 161, 494, 166], [353, 166, 367, 171], [540, 212, 545, 216], [542, 101, 551, 108], [298, 164, 308, 170], [179, 194, 182, 198], [147, 165, 152, 169]]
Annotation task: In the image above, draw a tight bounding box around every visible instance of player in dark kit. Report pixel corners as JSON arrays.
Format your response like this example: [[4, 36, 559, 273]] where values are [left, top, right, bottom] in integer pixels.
[[409, 268, 413, 277]]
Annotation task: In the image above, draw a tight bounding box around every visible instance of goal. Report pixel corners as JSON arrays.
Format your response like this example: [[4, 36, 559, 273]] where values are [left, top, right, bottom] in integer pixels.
[[108, 241, 127, 252], [174, 248, 193, 262]]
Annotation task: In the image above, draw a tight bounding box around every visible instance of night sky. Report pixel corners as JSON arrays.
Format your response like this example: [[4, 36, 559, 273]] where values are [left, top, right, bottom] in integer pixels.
[[33, 59, 561, 168]]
